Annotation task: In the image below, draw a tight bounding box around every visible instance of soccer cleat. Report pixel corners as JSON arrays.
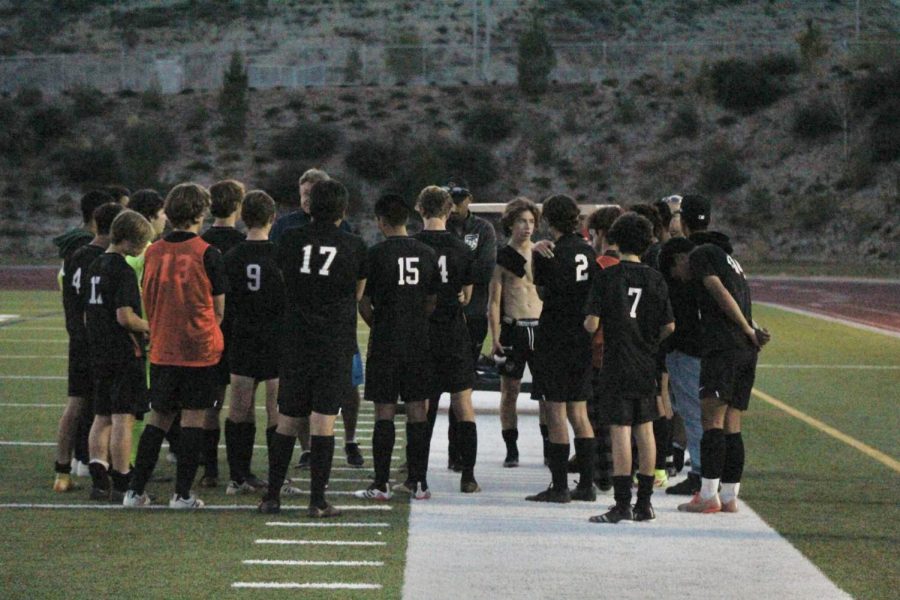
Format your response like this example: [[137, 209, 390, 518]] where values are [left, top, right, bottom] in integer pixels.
[[226, 480, 256, 495], [666, 473, 701, 496], [169, 494, 205, 509], [122, 490, 152, 508], [503, 453, 519, 468], [633, 503, 656, 522], [460, 479, 481, 494], [677, 493, 722, 514], [281, 482, 303, 496], [412, 483, 431, 500], [244, 474, 268, 489], [391, 480, 414, 494], [257, 495, 281, 514], [108, 489, 126, 504], [89, 487, 110, 501], [199, 475, 218, 488], [590, 504, 634, 524], [295, 451, 311, 470], [525, 486, 571, 503], [71, 459, 90, 477], [53, 473, 80, 493], [721, 497, 739, 513], [594, 473, 612, 492], [345, 443, 365, 467], [654, 468, 669, 488], [353, 484, 392, 501], [571, 483, 597, 502], [308, 502, 342, 518]]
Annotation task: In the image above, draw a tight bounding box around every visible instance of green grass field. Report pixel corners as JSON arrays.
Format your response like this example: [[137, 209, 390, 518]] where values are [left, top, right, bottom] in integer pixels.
[[0, 293, 898, 599]]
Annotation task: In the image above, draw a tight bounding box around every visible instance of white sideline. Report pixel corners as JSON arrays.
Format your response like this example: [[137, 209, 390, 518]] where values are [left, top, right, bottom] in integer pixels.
[[0, 503, 391, 511], [255, 539, 386, 546], [758, 301, 900, 339], [266, 522, 390, 527], [402, 396, 851, 600], [232, 582, 381, 589], [242, 560, 384, 566]]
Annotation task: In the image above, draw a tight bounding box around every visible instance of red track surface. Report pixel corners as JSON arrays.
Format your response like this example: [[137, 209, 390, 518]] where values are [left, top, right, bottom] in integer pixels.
[[0, 266, 59, 291]]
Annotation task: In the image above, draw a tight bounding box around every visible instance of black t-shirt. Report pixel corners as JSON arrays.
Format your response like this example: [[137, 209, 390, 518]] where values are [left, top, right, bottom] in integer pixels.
[[224, 240, 286, 344], [62, 243, 105, 340], [364, 236, 440, 359], [534, 233, 597, 336], [585, 261, 674, 397], [202, 226, 246, 256], [277, 221, 368, 356], [84, 252, 144, 366], [413, 230, 474, 322], [689, 242, 753, 353], [664, 278, 703, 357]]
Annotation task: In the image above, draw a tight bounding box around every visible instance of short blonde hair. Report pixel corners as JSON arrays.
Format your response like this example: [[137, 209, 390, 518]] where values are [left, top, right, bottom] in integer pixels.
[[111, 209, 154, 247], [298, 168, 330, 186], [417, 185, 452, 218]]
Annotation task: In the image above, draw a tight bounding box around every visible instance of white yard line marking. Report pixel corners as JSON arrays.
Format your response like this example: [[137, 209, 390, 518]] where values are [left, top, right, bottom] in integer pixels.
[[266, 522, 389, 528], [0, 403, 67, 407], [242, 560, 384, 567], [256, 539, 386, 546], [758, 301, 900, 339], [0, 503, 391, 511], [0, 327, 66, 331], [232, 582, 382, 590], [757, 364, 900, 370]]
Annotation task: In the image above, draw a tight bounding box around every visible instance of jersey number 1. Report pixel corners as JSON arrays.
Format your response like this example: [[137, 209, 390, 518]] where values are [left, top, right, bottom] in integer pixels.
[[88, 276, 103, 305]]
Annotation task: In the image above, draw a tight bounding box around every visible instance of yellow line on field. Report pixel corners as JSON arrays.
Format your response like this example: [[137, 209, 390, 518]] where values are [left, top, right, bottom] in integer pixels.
[[752, 388, 900, 473]]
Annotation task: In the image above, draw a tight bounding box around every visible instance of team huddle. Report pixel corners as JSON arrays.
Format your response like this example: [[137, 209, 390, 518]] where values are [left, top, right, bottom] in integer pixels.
[[50, 168, 769, 523]]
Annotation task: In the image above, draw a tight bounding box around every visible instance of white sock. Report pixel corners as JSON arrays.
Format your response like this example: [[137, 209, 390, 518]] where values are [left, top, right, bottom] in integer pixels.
[[345, 436, 356, 445], [720, 482, 740, 502], [89, 459, 109, 469], [700, 477, 720, 500]]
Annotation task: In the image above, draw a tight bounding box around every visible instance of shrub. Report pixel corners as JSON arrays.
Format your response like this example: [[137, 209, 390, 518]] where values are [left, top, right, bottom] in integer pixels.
[[271, 121, 340, 161], [757, 53, 800, 77], [462, 105, 515, 144], [262, 161, 310, 206], [517, 14, 556, 96], [58, 142, 122, 185], [219, 51, 249, 143], [530, 124, 557, 166], [344, 46, 363, 83], [443, 142, 498, 188], [662, 103, 700, 140], [851, 66, 900, 111], [390, 139, 498, 201], [345, 139, 400, 181], [186, 105, 210, 131], [615, 94, 640, 124], [69, 86, 106, 119], [703, 58, 788, 114], [791, 192, 839, 230], [796, 19, 829, 70], [15, 87, 43, 108], [697, 141, 747, 194], [869, 101, 900, 163], [792, 99, 842, 140], [835, 148, 876, 191], [140, 85, 164, 110], [120, 121, 176, 187], [29, 105, 72, 142], [0, 101, 23, 159]]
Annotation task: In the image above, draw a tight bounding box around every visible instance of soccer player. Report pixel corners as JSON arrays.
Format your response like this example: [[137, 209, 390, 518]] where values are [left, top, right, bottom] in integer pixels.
[[676, 195, 769, 514], [527, 195, 597, 503], [198, 179, 247, 487], [52, 192, 119, 491], [354, 193, 439, 501], [84, 210, 154, 501], [259, 179, 367, 517], [223, 190, 284, 494], [124, 183, 228, 509], [584, 213, 675, 523], [413, 186, 480, 496], [487, 197, 545, 468]]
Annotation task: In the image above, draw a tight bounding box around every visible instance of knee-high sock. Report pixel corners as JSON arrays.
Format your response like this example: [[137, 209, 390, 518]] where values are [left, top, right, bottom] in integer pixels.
[[447, 409, 460, 462], [595, 424, 612, 477], [700, 428, 726, 481], [406, 422, 429, 487], [202, 428, 220, 476], [175, 427, 204, 498], [224, 419, 241, 483], [130, 424, 166, 495], [310, 435, 335, 508], [502, 428, 519, 457], [75, 405, 93, 464], [242, 423, 257, 478], [636, 473, 654, 508], [165, 418, 182, 458], [653, 417, 672, 470], [574, 437, 596, 489], [373, 420, 395, 488], [722, 432, 744, 483], [457, 421, 478, 481], [549, 442, 569, 491], [613, 475, 632, 508], [540, 424, 549, 461], [265, 431, 295, 498]]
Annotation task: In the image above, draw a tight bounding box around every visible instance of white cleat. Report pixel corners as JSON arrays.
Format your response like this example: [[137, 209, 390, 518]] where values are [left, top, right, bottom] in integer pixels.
[[168, 494, 205, 509], [353, 485, 392, 501], [122, 490, 152, 508]]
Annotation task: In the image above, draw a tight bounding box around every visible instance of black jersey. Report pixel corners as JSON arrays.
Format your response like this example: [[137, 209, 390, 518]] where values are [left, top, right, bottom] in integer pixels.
[[84, 252, 144, 366], [223, 240, 286, 344], [202, 226, 246, 256], [364, 236, 440, 359], [533, 232, 597, 335], [689, 232, 753, 353], [277, 221, 368, 356], [413, 230, 474, 322], [585, 261, 674, 397], [62, 243, 105, 340]]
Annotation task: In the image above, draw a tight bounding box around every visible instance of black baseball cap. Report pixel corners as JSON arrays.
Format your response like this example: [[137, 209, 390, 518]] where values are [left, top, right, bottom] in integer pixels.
[[679, 194, 711, 230], [444, 177, 471, 203]]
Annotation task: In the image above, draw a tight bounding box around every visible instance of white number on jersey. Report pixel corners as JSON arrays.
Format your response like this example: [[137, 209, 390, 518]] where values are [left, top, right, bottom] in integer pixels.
[[246, 264, 261, 291], [300, 245, 338, 276], [398, 257, 420, 285], [71, 268, 82, 294], [726, 255, 745, 277], [627, 287, 642, 319], [437, 255, 449, 284], [88, 276, 103, 305], [575, 254, 589, 282]]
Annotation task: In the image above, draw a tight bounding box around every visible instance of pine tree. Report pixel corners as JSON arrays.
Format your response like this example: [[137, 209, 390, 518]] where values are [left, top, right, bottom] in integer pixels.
[[517, 14, 556, 97], [219, 51, 249, 143]]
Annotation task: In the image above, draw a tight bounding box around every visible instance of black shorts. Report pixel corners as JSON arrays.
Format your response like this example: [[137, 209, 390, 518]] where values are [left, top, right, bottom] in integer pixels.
[[230, 334, 280, 382], [498, 319, 538, 380], [365, 354, 433, 405], [429, 318, 474, 395], [278, 350, 353, 418], [93, 359, 147, 416], [148, 364, 219, 413], [600, 393, 658, 427], [700, 348, 758, 411], [211, 347, 231, 387], [67, 337, 93, 398], [534, 330, 592, 403]]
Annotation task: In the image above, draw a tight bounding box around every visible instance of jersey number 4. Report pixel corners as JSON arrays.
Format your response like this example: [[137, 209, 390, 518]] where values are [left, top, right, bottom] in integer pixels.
[[300, 245, 337, 276]]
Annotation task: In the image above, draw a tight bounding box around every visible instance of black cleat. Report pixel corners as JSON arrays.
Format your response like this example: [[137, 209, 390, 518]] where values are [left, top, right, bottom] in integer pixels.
[[308, 502, 342, 518], [666, 473, 700, 496], [594, 473, 613, 492], [89, 487, 110, 501], [460, 478, 481, 494], [633, 503, 656, 522], [526, 486, 571, 503], [571, 483, 597, 502], [589, 504, 634, 523], [257, 495, 281, 514], [244, 473, 268, 490], [503, 453, 519, 468], [345, 443, 365, 468], [295, 451, 311, 470]]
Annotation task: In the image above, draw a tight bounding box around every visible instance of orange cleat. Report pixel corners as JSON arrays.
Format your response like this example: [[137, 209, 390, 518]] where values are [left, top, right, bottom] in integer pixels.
[[677, 492, 722, 513]]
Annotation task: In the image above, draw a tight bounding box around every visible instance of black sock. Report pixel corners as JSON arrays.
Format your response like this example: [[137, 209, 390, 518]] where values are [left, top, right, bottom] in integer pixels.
[[224, 419, 241, 483], [165, 418, 182, 458], [540, 424, 549, 460], [176, 426, 204, 499], [406, 422, 428, 487], [266, 431, 295, 499], [447, 409, 460, 463], [636, 473, 654, 508], [502, 428, 519, 457], [723, 432, 745, 483], [373, 419, 395, 488], [653, 418, 671, 470], [549, 442, 569, 491], [700, 428, 726, 480], [613, 475, 632, 508], [426, 396, 439, 442], [595, 424, 612, 478], [54, 461, 71, 474], [310, 435, 335, 509], [243, 423, 257, 477], [457, 420, 478, 481], [574, 437, 596, 489], [89, 461, 109, 491], [130, 424, 166, 495], [110, 469, 130, 493], [202, 428, 220, 476], [265, 426, 275, 452]]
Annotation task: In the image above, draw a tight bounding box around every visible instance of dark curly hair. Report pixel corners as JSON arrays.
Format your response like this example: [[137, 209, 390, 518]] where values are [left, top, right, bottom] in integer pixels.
[[608, 213, 654, 256], [542, 194, 580, 234]]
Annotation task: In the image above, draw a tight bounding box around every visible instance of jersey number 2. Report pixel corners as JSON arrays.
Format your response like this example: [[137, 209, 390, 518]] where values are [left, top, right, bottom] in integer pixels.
[[575, 254, 589, 282]]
